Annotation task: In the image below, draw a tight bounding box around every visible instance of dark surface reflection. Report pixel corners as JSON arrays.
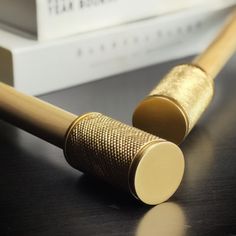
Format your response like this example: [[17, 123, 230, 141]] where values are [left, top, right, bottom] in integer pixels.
[[136, 203, 186, 236], [177, 58, 236, 235]]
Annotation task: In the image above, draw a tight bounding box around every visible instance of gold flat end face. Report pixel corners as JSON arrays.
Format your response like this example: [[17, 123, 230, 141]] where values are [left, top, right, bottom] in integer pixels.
[[129, 141, 184, 205], [132, 96, 188, 144]]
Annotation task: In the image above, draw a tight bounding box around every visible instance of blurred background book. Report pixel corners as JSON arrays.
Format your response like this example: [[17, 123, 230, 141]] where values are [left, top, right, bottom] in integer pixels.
[[0, 0, 235, 95], [1, 0, 232, 41]]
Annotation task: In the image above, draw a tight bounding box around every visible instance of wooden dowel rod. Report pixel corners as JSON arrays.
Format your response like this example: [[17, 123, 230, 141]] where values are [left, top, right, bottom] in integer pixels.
[[0, 83, 77, 147], [193, 8, 236, 79]]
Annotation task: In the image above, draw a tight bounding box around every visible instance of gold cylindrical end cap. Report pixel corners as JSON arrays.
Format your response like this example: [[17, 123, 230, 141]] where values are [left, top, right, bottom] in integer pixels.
[[129, 140, 184, 205], [133, 96, 188, 144], [64, 112, 184, 205], [133, 64, 214, 144]]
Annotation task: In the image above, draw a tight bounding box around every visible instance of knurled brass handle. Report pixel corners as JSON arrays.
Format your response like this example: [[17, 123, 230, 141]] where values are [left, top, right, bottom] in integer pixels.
[[133, 64, 214, 144], [133, 9, 236, 144], [0, 83, 184, 205], [64, 112, 184, 205]]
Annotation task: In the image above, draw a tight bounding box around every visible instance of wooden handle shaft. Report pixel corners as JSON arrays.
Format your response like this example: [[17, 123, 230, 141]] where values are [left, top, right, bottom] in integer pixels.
[[0, 83, 77, 147], [193, 9, 236, 79]]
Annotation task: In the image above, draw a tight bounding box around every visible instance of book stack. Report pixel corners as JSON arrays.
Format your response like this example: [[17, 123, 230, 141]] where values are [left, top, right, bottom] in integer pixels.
[[0, 0, 235, 95]]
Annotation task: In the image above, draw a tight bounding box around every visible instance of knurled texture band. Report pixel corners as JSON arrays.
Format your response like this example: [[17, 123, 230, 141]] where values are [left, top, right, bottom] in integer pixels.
[[64, 112, 162, 193], [149, 64, 214, 132]]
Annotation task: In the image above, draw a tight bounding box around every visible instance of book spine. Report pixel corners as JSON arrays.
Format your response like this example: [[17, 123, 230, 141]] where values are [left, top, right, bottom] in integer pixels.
[[35, 0, 212, 40], [0, 0, 235, 40], [7, 7, 230, 95]]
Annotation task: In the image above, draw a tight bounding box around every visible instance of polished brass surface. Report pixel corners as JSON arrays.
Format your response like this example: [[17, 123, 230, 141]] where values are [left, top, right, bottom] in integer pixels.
[[64, 112, 184, 205], [133, 65, 214, 144], [193, 8, 236, 79], [133, 9, 236, 144], [0, 82, 185, 205], [133, 95, 188, 144], [129, 140, 184, 205], [1, 53, 236, 235], [0, 82, 77, 147]]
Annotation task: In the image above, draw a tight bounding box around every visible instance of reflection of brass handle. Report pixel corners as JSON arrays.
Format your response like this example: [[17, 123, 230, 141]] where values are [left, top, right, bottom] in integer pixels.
[[133, 9, 236, 144], [0, 83, 184, 205]]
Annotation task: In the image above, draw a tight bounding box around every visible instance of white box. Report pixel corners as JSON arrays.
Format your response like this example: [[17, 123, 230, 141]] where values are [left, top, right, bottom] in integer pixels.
[[0, 0, 234, 40], [0, 7, 233, 95]]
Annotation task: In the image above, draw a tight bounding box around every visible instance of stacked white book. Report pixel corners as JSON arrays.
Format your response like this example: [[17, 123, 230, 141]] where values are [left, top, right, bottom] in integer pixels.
[[0, 0, 235, 94]]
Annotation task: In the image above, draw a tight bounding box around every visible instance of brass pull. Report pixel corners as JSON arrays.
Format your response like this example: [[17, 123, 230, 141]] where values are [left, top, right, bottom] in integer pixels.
[[133, 9, 236, 144], [0, 83, 184, 205]]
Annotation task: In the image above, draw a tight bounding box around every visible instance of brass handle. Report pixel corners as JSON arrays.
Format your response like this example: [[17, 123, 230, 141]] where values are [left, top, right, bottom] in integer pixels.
[[133, 9, 236, 144], [0, 83, 184, 205]]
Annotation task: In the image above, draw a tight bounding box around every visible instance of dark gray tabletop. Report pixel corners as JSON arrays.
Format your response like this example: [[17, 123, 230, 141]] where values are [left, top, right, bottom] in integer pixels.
[[1, 55, 236, 236]]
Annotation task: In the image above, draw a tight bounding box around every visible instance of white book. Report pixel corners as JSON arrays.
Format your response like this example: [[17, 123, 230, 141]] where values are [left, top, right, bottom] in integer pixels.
[[0, 0, 235, 40], [0, 6, 233, 95]]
